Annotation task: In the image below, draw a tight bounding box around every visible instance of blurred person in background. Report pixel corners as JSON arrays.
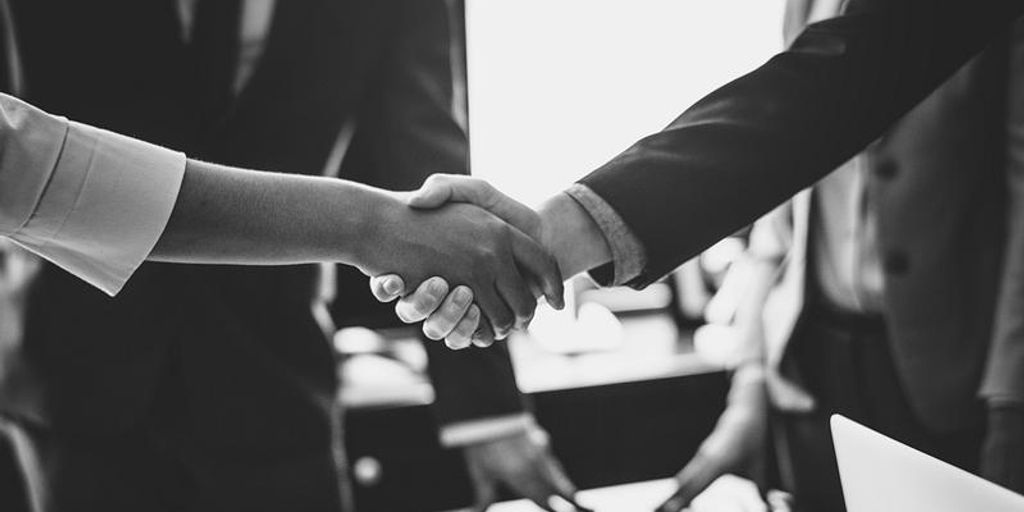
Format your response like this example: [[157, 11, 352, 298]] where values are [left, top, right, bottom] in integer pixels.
[[0, 1, 573, 511], [655, 6, 1024, 512]]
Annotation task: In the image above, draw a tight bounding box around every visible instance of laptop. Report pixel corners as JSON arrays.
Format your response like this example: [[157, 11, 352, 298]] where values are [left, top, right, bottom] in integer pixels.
[[831, 414, 1024, 512]]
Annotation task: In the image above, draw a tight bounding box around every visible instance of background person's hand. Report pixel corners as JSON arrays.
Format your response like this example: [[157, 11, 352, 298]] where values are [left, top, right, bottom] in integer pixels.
[[464, 427, 580, 512], [357, 193, 563, 340], [657, 364, 768, 512], [980, 403, 1024, 494]]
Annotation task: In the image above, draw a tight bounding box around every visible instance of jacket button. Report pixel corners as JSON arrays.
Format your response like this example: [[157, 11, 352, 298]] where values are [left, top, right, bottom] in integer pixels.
[[874, 159, 898, 179], [883, 251, 910, 275]]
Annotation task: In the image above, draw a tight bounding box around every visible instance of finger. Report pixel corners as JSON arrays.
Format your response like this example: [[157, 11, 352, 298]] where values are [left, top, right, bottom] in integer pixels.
[[496, 263, 537, 333], [445, 332, 473, 350], [473, 283, 515, 341], [422, 286, 474, 340], [506, 472, 559, 512], [395, 277, 449, 324], [369, 274, 406, 302], [410, 175, 542, 239], [656, 455, 723, 512], [540, 455, 579, 504], [407, 174, 468, 209], [510, 228, 565, 310], [466, 458, 499, 512], [472, 316, 496, 348], [446, 304, 481, 348]]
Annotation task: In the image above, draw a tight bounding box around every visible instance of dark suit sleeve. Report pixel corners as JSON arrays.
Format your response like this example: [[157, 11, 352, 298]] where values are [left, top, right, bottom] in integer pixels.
[[333, 0, 527, 427], [578, 0, 1024, 288]]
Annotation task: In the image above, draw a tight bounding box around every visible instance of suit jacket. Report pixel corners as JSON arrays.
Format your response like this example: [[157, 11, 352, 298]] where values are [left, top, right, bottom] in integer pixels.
[[0, 0, 523, 458], [579, 0, 1023, 283], [577, 1, 1024, 417], [753, 31, 1015, 432]]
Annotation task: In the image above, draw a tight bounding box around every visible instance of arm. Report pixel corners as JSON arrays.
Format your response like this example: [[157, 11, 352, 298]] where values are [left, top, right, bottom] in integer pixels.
[[374, 0, 1024, 341], [579, 0, 1023, 287], [156, 158, 559, 333], [657, 217, 785, 511], [0, 93, 560, 327], [980, 16, 1024, 494]]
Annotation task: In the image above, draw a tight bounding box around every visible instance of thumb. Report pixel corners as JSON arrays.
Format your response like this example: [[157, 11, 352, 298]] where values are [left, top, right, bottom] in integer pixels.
[[369, 274, 406, 302], [407, 174, 469, 209]]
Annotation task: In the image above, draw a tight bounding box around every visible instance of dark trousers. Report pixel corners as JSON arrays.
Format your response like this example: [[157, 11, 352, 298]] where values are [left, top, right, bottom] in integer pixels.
[[0, 421, 29, 512], [774, 305, 985, 512], [0, 364, 350, 512], [1, 415, 349, 512]]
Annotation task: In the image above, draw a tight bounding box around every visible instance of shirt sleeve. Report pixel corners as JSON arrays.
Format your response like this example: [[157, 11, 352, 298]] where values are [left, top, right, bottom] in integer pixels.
[[564, 183, 648, 287], [0, 93, 186, 296]]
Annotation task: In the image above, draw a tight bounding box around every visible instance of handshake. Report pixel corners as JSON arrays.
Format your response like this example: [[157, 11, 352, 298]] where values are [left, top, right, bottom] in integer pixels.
[[357, 174, 610, 350]]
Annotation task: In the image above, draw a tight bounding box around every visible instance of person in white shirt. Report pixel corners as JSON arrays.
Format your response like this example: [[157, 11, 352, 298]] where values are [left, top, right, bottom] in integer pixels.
[[0, 1, 572, 508], [0, 92, 561, 315]]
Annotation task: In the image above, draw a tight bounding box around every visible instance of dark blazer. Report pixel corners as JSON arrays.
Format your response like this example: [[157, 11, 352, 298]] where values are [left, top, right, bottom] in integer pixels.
[[0, 0, 523, 506], [754, 32, 1014, 432], [579, 0, 1024, 287]]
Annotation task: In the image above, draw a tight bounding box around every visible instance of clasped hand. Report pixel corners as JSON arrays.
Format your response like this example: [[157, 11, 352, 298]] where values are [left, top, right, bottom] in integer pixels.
[[366, 175, 560, 349]]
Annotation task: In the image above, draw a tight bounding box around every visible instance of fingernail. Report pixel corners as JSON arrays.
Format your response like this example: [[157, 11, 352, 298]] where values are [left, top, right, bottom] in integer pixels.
[[383, 277, 402, 295], [453, 286, 472, 305], [427, 277, 447, 296]]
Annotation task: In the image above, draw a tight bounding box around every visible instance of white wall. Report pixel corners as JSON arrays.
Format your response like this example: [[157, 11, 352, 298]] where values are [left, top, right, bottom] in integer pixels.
[[466, 0, 786, 206]]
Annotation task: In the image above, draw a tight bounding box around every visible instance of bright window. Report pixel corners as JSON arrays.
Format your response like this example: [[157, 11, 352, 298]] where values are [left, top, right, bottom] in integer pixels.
[[466, 0, 786, 206]]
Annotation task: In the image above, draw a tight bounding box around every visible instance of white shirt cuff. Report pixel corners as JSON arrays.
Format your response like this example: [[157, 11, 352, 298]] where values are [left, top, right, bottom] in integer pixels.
[[439, 413, 536, 447], [12, 121, 186, 296]]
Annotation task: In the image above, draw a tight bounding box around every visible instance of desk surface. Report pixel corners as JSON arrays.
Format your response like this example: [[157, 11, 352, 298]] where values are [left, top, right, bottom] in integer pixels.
[[443, 476, 763, 512]]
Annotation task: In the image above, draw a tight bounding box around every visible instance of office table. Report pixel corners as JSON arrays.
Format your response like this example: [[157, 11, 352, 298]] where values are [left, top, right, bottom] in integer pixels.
[[340, 314, 730, 512]]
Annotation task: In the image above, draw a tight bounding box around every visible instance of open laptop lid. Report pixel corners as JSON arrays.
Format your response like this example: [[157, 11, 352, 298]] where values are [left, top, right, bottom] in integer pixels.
[[831, 414, 1024, 512]]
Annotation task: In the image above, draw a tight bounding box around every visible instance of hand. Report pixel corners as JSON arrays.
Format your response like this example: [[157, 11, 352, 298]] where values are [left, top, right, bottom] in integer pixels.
[[981, 403, 1024, 493], [356, 192, 563, 339], [369, 175, 560, 347], [657, 364, 768, 512], [464, 428, 580, 512], [370, 274, 494, 349], [370, 175, 611, 348]]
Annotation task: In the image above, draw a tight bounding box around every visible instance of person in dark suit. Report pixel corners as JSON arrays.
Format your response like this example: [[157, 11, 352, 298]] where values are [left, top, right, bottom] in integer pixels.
[[0, 1, 573, 511], [374, 0, 1024, 496], [650, 5, 1024, 511], [379, 0, 1024, 373]]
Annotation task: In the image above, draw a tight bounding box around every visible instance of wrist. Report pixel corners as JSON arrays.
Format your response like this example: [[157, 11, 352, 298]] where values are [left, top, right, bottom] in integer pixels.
[[339, 183, 403, 272], [537, 193, 611, 278]]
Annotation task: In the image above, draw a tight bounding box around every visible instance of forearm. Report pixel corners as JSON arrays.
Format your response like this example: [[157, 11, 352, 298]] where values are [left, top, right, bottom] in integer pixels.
[[152, 159, 386, 268]]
